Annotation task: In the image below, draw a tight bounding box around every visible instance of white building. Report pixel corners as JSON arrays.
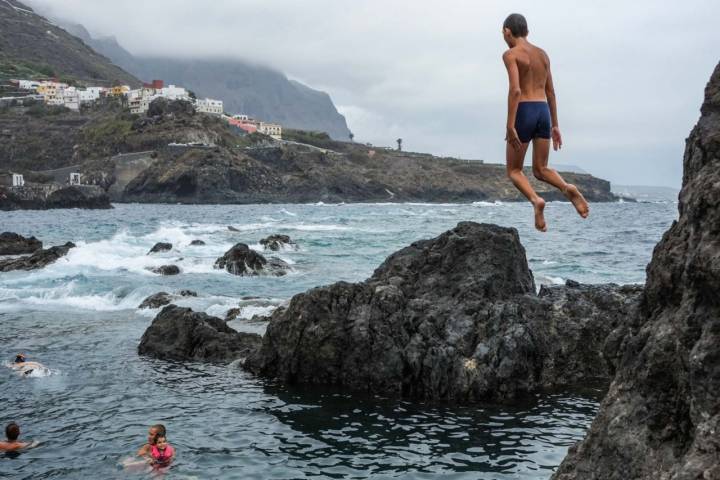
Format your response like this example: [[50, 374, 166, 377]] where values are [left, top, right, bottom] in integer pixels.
[[232, 114, 250, 121], [159, 85, 189, 101], [258, 122, 282, 139], [17, 79, 41, 90], [69, 173, 81, 185], [62, 88, 80, 111], [195, 98, 223, 115], [12, 174, 24, 187]]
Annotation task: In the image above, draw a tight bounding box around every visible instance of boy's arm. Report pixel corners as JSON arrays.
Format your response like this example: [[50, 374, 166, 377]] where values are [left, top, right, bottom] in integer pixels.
[[503, 50, 522, 151], [543, 51, 562, 150]]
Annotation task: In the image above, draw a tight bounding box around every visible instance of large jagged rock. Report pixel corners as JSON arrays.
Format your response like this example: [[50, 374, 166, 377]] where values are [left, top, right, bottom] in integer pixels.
[[0, 242, 75, 272], [553, 63, 720, 480], [0, 185, 111, 211], [138, 290, 199, 309], [138, 305, 262, 362], [244, 222, 642, 402], [149, 265, 180, 276], [0, 232, 42, 255], [214, 243, 289, 276]]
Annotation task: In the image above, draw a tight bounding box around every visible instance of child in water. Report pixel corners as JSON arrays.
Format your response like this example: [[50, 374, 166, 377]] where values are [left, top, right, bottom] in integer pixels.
[[150, 434, 175, 467]]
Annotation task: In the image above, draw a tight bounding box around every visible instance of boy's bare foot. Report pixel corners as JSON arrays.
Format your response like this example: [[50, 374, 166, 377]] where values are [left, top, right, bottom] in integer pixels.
[[563, 184, 589, 218], [532, 197, 547, 232]]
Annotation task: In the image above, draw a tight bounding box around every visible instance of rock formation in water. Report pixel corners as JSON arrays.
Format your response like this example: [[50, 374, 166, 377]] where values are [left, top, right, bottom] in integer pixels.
[[260, 234, 296, 251], [552, 62, 720, 480], [244, 222, 642, 402], [138, 305, 262, 362], [190, 240, 205, 246], [148, 242, 173, 254], [138, 290, 198, 309], [0, 242, 75, 272], [0, 232, 42, 255], [149, 265, 180, 276], [214, 243, 289, 276]]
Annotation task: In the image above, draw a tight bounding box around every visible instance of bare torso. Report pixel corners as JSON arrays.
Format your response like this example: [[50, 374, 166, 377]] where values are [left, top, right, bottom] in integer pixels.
[[507, 43, 549, 101]]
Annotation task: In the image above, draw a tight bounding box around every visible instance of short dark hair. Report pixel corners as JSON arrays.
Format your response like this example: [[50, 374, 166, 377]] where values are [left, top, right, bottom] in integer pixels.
[[6, 423, 19, 441], [503, 13, 528, 37], [152, 424, 166, 437]]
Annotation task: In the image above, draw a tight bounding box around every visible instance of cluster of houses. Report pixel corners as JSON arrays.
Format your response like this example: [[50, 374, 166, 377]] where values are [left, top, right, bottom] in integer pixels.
[[6, 78, 283, 139]]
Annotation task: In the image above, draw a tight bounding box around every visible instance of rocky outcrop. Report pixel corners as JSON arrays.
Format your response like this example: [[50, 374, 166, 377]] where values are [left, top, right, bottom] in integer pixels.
[[214, 243, 289, 276], [0, 185, 111, 211], [0, 232, 42, 255], [244, 222, 641, 402], [189, 240, 205, 246], [0, 242, 75, 272], [553, 63, 720, 480], [148, 242, 172, 254], [138, 292, 173, 309], [138, 289, 198, 309], [260, 234, 296, 251], [149, 265, 180, 276], [138, 305, 262, 362]]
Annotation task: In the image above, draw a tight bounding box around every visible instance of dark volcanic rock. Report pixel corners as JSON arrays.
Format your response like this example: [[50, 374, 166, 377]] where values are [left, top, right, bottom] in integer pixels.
[[227, 226, 240, 232], [179, 290, 197, 297], [0, 185, 111, 211], [553, 63, 720, 479], [149, 265, 180, 275], [147, 97, 195, 117], [214, 243, 289, 276], [138, 292, 173, 309], [148, 242, 172, 254], [225, 307, 242, 322], [189, 240, 205, 246], [0, 232, 42, 255], [138, 305, 262, 362], [0, 242, 75, 272], [244, 222, 641, 402], [260, 234, 296, 251]]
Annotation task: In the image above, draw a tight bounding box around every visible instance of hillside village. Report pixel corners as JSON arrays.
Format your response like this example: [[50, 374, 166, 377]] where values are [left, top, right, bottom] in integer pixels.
[[0, 77, 283, 139]]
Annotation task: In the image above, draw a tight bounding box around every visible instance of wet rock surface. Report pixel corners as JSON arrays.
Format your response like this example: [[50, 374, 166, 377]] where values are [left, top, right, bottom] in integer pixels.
[[0, 232, 42, 255], [0, 184, 111, 211], [149, 265, 180, 275], [148, 242, 172, 254], [138, 290, 199, 309], [244, 222, 641, 402], [553, 62, 720, 480], [0, 242, 75, 272], [189, 239, 205, 246], [260, 234, 296, 251], [138, 292, 173, 309], [214, 243, 289, 276], [138, 305, 262, 362]]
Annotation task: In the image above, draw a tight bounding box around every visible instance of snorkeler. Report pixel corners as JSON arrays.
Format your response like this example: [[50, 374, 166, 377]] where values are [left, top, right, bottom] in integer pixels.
[[501, 13, 589, 231], [0, 423, 32, 451], [10, 353, 45, 376]]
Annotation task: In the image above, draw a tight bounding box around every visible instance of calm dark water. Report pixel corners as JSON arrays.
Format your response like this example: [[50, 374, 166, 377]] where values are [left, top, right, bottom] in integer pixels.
[[0, 201, 676, 479]]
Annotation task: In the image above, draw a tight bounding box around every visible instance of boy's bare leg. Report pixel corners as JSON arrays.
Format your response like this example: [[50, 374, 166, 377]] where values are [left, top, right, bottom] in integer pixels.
[[531, 138, 589, 218], [506, 141, 546, 231]]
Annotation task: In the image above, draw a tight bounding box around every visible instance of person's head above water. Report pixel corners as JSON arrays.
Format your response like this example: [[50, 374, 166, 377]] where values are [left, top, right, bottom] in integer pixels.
[[155, 435, 168, 450], [502, 13, 528, 46], [6, 423, 20, 441], [147, 424, 166, 445], [14, 353, 25, 363]]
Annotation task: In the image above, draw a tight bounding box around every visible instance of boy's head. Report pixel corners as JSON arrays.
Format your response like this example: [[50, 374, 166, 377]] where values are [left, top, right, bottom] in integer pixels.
[[503, 13, 528, 41], [6, 422, 20, 441], [148, 424, 166, 445]]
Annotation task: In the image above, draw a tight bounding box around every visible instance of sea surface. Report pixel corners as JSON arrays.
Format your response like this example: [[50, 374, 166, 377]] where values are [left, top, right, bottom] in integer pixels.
[[0, 200, 677, 479]]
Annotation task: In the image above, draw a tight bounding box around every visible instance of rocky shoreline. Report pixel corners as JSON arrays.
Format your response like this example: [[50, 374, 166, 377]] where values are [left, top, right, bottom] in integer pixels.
[[0, 184, 111, 211]]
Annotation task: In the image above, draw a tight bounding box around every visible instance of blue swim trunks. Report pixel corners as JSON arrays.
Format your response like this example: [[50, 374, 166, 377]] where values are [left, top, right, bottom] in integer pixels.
[[515, 101, 551, 143]]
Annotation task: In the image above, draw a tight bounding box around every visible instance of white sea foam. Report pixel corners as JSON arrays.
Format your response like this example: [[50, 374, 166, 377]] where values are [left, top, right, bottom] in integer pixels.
[[472, 201, 504, 207], [279, 208, 298, 217]]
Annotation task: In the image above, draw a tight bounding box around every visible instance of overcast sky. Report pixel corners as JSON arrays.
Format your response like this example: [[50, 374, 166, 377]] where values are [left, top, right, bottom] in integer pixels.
[[28, 0, 720, 187]]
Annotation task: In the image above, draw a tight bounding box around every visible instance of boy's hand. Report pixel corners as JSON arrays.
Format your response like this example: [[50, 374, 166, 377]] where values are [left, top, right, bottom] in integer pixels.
[[506, 127, 522, 152], [552, 126, 563, 151]]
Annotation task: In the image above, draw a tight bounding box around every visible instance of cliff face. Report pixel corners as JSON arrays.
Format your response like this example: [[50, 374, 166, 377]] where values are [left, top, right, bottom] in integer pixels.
[[60, 23, 352, 140], [553, 62, 720, 480], [0, 1, 138, 85]]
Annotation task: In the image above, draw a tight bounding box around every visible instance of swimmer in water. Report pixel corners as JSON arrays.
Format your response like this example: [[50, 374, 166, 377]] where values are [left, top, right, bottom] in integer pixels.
[[137, 424, 166, 459], [10, 353, 44, 376], [150, 434, 175, 467], [0, 423, 32, 452], [501, 13, 589, 231]]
